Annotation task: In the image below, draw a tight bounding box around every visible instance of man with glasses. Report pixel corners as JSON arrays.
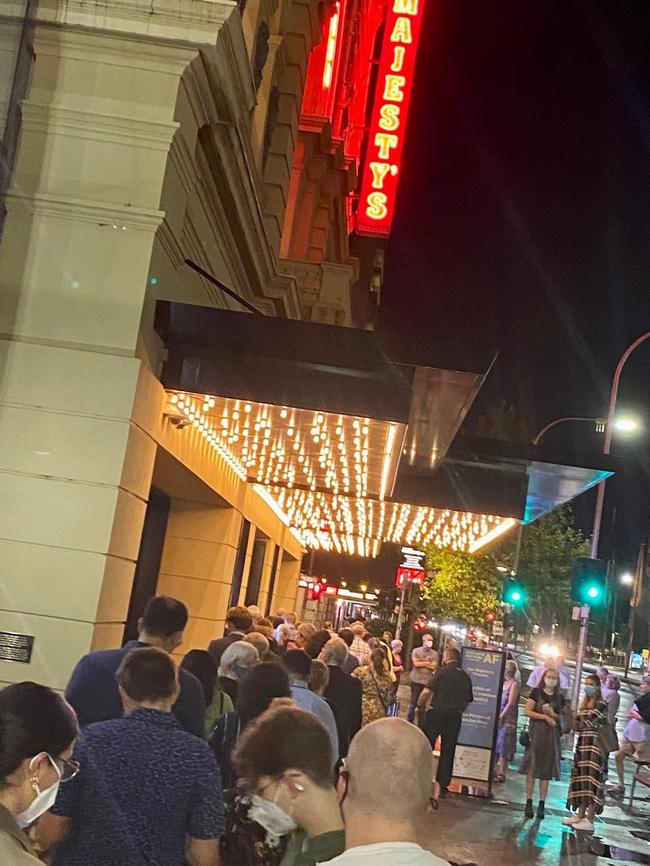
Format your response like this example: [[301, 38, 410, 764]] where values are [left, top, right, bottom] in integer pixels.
[[331, 718, 450, 865], [38, 647, 224, 866]]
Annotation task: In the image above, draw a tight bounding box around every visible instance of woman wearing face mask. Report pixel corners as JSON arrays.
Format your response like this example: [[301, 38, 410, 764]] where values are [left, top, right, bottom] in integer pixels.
[[221, 705, 344, 866], [0, 682, 78, 864], [563, 674, 608, 832], [520, 667, 565, 819]]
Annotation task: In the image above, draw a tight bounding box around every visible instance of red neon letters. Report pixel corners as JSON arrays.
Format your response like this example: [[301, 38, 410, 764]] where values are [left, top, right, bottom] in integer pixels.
[[356, 0, 425, 236]]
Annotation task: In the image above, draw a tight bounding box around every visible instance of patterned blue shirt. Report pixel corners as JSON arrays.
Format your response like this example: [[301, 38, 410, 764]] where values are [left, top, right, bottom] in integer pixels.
[[51, 709, 224, 866]]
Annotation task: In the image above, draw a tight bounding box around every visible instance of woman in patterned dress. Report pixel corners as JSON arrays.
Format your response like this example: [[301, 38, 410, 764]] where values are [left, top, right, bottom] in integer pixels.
[[563, 674, 608, 832], [352, 648, 396, 726]]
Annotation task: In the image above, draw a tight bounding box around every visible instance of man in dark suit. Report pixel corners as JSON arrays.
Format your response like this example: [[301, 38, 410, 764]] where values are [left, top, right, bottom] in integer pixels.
[[322, 637, 362, 757], [207, 606, 253, 667], [66, 596, 205, 738], [419, 646, 473, 797]]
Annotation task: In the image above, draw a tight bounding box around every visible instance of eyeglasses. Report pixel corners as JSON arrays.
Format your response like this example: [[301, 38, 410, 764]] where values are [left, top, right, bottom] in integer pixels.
[[58, 757, 80, 783]]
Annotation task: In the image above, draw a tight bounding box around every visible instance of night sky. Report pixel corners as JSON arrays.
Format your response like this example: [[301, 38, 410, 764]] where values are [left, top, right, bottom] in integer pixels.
[[381, 0, 650, 565]]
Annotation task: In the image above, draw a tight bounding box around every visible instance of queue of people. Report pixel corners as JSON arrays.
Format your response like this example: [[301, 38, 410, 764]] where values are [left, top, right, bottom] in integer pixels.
[[2, 596, 459, 866], [6, 589, 648, 865]]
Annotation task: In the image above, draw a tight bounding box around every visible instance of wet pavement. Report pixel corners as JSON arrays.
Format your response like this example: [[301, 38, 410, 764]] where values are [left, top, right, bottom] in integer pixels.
[[396, 658, 650, 865], [417, 746, 650, 865]]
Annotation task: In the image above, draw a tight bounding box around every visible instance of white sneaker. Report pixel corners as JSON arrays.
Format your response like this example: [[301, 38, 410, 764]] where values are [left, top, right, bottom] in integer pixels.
[[561, 816, 582, 825], [572, 819, 594, 832]]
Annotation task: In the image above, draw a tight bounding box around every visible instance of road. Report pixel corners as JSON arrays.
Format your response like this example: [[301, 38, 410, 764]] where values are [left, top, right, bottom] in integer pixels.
[[514, 650, 641, 724]]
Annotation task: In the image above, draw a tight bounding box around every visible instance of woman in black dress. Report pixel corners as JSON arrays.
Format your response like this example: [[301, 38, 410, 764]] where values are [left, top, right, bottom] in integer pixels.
[[521, 667, 564, 819], [563, 674, 608, 832]]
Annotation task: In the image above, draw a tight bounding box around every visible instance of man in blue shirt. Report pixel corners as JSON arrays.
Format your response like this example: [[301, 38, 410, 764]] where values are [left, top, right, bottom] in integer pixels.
[[282, 649, 339, 765], [65, 596, 204, 738], [41, 647, 224, 866]]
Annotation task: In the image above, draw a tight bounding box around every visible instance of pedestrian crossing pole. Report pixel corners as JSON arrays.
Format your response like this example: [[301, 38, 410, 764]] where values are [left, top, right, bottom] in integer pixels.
[[571, 605, 590, 710]]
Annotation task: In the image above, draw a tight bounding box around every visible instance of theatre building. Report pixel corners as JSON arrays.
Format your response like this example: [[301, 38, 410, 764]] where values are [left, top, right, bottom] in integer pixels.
[[0, 0, 608, 689]]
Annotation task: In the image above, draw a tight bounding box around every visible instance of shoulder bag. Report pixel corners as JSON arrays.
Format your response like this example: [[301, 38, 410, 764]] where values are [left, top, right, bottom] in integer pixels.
[[597, 722, 619, 753]]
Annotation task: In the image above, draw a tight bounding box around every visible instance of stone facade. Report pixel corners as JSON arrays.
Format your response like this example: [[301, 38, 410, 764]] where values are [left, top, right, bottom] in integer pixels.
[[0, 0, 334, 688]]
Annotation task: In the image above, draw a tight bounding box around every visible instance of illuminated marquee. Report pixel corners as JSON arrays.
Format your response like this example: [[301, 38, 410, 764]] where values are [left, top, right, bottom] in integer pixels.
[[356, 0, 425, 236]]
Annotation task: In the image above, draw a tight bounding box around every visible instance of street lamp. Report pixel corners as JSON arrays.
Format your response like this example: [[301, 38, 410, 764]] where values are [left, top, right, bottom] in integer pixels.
[[620, 572, 634, 586], [591, 332, 650, 558], [532, 415, 640, 446], [571, 331, 650, 707]]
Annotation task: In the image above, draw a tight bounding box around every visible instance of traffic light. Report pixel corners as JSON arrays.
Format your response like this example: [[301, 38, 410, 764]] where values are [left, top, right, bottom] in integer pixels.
[[571, 557, 607, 607], [485, 611, 496, 622], [308, 582, 324, 601], [503, 579, 526, 607]]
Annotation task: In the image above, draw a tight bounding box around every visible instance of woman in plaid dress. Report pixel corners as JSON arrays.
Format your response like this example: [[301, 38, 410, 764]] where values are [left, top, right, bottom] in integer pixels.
[[563, 674, 608, 832]]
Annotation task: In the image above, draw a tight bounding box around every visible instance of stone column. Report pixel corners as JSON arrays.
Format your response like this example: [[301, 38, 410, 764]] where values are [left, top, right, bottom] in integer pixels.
[[157, 500, 243, 658], [273, 557, 302, 613], [0, 0, 233, 689]]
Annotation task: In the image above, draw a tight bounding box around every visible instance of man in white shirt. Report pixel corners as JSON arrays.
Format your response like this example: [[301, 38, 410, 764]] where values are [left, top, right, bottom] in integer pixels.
[[328, 717, 450, 866]]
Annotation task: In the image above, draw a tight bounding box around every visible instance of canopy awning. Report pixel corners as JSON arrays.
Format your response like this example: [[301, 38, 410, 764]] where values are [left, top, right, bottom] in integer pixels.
[[155, 303, 614, 557]]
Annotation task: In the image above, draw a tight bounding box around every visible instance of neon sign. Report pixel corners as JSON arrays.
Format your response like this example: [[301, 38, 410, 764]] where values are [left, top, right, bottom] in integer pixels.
[[356, 0, 425, 236], [322, 2, 341, 89]]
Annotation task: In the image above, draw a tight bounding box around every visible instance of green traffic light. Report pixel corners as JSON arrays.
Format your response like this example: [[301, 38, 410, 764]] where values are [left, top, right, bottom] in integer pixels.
[[572, 557, 607, 608], [503, 580, 526, 607]]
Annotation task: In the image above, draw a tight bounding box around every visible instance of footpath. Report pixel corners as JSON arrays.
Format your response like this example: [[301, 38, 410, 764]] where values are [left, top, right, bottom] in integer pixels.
[[394, 679, 650, 865]]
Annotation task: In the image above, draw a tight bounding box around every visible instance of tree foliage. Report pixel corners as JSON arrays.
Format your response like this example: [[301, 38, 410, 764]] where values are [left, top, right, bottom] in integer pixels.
[[472, 401, 530, 445], [515, 505, 589, 631], [420, 547, 501, 625]]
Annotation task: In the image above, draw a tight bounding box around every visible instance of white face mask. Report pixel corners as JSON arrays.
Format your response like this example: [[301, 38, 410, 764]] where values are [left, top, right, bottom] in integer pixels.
[[16, 755, 62, 828], [248, 792, 297, 838], [545, 679, 558, 690]]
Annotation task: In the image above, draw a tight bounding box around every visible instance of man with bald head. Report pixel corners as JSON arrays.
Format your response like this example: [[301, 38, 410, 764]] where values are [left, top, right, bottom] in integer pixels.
[[329, 718, 450, 865]]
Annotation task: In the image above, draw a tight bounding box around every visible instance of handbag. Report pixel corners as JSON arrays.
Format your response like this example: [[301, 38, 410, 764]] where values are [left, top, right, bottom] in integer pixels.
[[369, 668, 396, 716], [597, 722, 619, 753], [519, 726, 531, 748], [560, 702, 574, 734]]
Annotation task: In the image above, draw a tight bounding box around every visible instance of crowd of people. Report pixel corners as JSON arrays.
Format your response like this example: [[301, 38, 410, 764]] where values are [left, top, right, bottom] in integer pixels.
[[4, 593, 650, 865], [0, 596, 449, 866]]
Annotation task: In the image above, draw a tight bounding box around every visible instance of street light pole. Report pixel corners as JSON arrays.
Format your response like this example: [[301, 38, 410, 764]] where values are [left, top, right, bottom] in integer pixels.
[[571, 331, 650, 708], [532, 416, 605, 446]]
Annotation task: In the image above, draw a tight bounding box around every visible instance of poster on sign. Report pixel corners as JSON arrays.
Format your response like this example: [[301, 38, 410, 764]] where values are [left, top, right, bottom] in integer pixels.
[[395, 565, 425, 587], [395, 547, 426, 587], [452, 648, 505, 786]]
